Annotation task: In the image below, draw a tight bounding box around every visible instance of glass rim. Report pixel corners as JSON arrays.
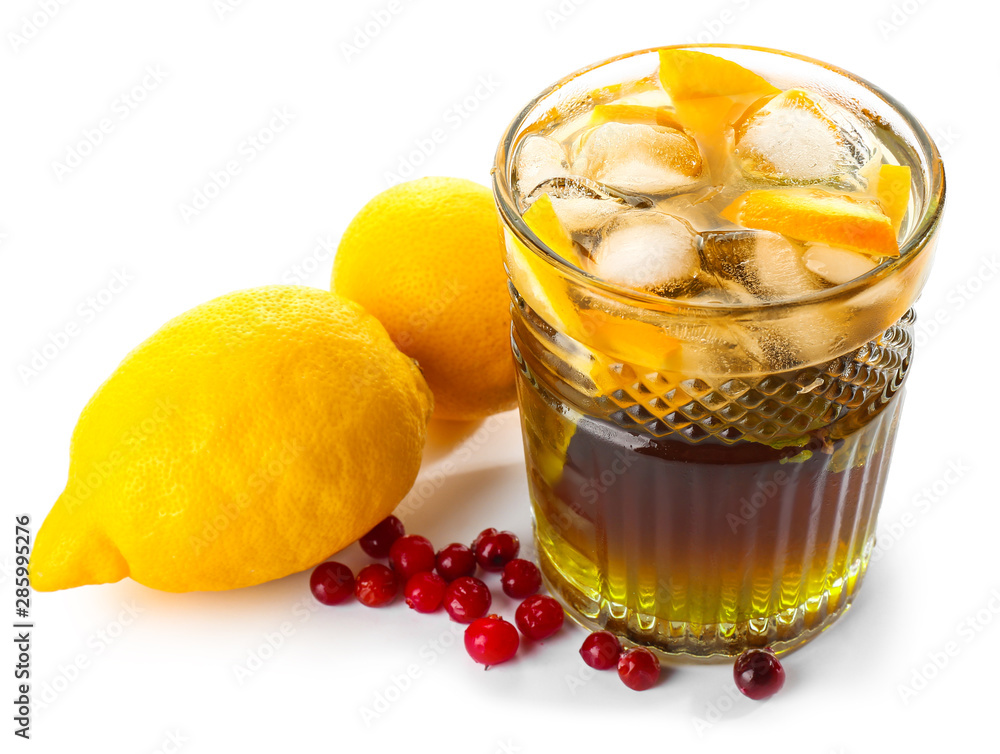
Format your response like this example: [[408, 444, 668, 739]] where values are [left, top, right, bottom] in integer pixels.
[[492, 43, 947, 314]]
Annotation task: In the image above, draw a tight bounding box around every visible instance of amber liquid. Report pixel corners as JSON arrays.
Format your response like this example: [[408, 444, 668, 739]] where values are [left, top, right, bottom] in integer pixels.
[[519, 361, 904, 658]]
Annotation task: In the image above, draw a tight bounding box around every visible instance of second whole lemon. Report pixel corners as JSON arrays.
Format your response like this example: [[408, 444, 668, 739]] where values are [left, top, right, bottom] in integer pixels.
[[30, 286, 433, 593], [333, 177, 516, 422]]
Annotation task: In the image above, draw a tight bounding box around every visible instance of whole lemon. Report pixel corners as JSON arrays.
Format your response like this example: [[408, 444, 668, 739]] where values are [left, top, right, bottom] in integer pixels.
[[333, 177, 516, 422], [30, 286, 432, 593]]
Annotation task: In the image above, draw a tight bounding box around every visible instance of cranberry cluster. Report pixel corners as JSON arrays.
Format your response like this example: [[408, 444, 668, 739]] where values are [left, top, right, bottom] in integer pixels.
[[311, 515, 786, 698], [310, 516, 563, 667]]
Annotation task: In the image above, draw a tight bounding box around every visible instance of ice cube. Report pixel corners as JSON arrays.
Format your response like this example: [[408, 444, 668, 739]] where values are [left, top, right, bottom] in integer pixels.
[[589, 210, 701, 295], [549, 195, 626, 240], [526, 176, 653, 243], [515, 135, 570, 198], [683, 278, 758, 305], [695, 298, 850, 373], [771, 305, 851, 368], [655, 185, 726, 231], [802, 244, 879, 285], [572, 123, 704, 195], [733, 89, 876, 188], [701, 230, 820, 300]]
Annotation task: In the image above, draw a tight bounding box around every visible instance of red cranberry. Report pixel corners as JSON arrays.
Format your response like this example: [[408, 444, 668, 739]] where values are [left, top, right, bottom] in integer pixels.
[[359, 515, 405, 558], [617, 647, 660, 691], [580, 631, 621, 670], [355, 564, 398, 607], [404, 571, 447, 613], [464, 614, 519, 666], [389, 534, 436, 581], [435, 543, 477, 581], [471, 527, 498, 552], [309, 561, 355, 605], [500, 558, 541, 598], [514, 595, 564, 640], [474, 530, 520, 572], [442, 576, 492, 624], [734, 648, 785, 700]]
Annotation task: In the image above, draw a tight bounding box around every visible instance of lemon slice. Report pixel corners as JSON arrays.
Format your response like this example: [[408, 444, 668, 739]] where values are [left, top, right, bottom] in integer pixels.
[[512, 194, 584, 334], [721, 188, 900, 258], [659, 49, 779, 101], [876, 164, 911, 234], [590, 103, 685, 130]]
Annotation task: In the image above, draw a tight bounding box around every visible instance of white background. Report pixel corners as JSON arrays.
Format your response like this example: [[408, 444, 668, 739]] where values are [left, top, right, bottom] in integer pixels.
[[2, 0, 997, 751]]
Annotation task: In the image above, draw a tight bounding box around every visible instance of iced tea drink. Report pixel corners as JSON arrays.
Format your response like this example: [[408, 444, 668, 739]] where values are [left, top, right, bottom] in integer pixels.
[[493, 46, 944, 659]]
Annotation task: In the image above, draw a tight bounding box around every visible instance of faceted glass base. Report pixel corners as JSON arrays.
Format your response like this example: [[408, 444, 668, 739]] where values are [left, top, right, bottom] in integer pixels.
[[540, 529, 873, 662]]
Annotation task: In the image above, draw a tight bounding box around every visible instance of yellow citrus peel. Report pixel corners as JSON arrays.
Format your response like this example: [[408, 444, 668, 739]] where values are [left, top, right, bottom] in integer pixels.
[[722, 188, 900, 258]]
